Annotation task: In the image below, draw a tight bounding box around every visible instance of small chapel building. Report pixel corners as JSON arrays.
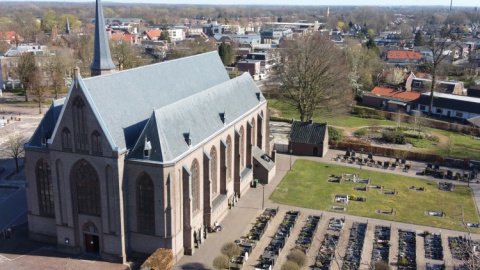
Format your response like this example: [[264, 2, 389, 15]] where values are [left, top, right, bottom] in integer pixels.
[[24, 0, 274, 263]]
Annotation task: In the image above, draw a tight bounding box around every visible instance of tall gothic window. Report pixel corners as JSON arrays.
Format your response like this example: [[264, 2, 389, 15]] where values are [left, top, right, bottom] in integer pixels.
[[74, 161, 100, 216], [36, 159, 54, 217], [137, 173, 155, 234], [91, 131, 102, 154], [239, 127, 245, 168], [210, 147, 217, 195], [73, 97, 88, 151], [226, 136, 232, 180], [251, 118, 256, 147], [191, 159, 200, 212], [61, 127, 72, 150]]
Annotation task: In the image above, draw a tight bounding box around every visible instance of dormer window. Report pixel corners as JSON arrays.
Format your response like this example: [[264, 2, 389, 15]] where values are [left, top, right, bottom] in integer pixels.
[[183, 131, 192, 146], [144, 139, 152, 158], [41, 137, 46, 145]]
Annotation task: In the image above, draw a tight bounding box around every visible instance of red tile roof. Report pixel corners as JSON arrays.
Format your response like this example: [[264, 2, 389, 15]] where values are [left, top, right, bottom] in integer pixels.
[[370, 86, 421, 101], [387, 50, 421, 60], [145, 29, 161, 40], [0, 31, 23, 44]]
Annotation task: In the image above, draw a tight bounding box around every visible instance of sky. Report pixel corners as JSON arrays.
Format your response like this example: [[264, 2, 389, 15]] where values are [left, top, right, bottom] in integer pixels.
[[5, 0, 479, 7]]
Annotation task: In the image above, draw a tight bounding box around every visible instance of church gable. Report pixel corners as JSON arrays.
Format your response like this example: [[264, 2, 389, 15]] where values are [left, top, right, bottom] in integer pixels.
[[48, 76, 116, 155], [129, 112, 164, 162]]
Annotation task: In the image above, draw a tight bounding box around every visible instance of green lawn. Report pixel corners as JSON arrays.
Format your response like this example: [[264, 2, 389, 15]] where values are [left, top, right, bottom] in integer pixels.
[[268, 98, 395, 128], [271, 159, 480, 233]]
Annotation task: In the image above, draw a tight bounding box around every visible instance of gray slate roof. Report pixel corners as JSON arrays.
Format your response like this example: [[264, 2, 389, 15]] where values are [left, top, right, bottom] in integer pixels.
[[83, 51, 230, 150], [129, 73, 265, 162], [289, 120, 327, 145], [28, 98, 65, 147]]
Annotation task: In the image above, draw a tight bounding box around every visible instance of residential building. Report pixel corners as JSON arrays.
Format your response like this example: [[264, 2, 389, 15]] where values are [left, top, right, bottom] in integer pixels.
[[405, 72, 464, 95], [386, 50, 422, 64], [415, 92, 480, 120], [362, 86, 420, 113]]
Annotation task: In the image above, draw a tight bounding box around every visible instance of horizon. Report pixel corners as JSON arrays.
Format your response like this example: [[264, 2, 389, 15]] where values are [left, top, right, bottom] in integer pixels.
[[2, 0, 479, 7]]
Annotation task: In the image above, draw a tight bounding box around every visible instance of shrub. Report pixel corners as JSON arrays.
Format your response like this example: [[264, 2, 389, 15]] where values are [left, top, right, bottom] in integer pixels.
[[213, 254, 229, 270], [354, 128, 369, 137], [281, 260, 301, 270], [328, 127, 342, 141], [286, 248, 307, 267], [404, 130, 426, 139], [398, 256, 408, 266], [428, 135, 440, 142], [374, 260, 391, 270], [382, 130, 406, 144], [220, 242, 241, 260]]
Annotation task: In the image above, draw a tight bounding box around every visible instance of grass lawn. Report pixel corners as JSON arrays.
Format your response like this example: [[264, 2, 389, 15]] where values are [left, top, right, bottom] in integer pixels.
[[271, 159, 480, 233]]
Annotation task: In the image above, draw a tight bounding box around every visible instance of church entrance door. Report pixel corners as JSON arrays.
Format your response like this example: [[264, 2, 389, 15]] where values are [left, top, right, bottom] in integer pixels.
[[84, 233, 99, 253]]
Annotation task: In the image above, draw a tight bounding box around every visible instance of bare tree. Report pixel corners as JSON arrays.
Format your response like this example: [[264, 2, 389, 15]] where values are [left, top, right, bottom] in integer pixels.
[[29, 72, 49, 114], [220, 242, 241, 270], [424, 34, 451, 116], [5, 130, 27, 173], [46, 48, 72, 99], [385, 68, 405, 86], [274, 33, 352, 121], [410, 111, 430, 140], [110, 39, 144, 70], [15, 51, 37, 101]]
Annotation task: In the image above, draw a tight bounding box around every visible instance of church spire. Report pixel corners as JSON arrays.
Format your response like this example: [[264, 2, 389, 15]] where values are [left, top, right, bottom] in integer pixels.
[[90, 0, 116, 77], [65, 17, 70, 34]]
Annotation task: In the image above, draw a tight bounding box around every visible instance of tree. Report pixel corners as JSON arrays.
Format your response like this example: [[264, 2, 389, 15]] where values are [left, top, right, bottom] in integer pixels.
[[160, 27, 171, 43], [286, 248, 307, 267], [281, 261, 301, 270], [15, 52, 37, 101], [274, 33, 352, 121], [46, 48, 72, 99], [59, 14, 81, 32], [213, 254, 229, 270], [29, 72, 49, 114], [110, 39, 142, 70], [220, 242, 241, 270], [365, 36, 380, 56], [385, 68, 404, 85], [424, 34, 451, 115], [5, 131, 27, 173], [218, 41, 234, 66], [414, 31, 424, 46], [41, 10, 57, 33], [374, 260, 391, 270]]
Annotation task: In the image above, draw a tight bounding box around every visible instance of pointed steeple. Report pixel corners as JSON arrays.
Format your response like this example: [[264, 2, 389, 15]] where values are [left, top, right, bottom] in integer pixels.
[[65, 17, 70, 35], [90, 0, 116, 77]]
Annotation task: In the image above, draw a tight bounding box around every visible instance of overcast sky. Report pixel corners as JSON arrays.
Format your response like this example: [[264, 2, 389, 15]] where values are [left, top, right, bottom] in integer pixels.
[[5, 0, 479, 7]]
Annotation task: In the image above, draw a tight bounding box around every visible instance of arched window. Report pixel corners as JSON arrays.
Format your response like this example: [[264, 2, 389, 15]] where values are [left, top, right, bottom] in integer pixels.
[[226, 136, 232, 180], [61, 127, 72, 149], [137, 173, 155, 234], [74, 161, 100, 216], [191, 159, 200, 212], [210, 146, 217, 195], [239, 126, 245, 168], [36, 159, 54, 217], [73, 97, 88, 151], [91, 131, 102, 154]]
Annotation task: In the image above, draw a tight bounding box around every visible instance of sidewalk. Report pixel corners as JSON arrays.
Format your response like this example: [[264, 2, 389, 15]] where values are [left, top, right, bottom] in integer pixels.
[[174, 152, 480, 270]]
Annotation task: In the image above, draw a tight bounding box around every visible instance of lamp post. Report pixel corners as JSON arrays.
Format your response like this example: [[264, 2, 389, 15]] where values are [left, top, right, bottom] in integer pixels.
[[360, 148, 364, 170], [289, 149, 293, 171]]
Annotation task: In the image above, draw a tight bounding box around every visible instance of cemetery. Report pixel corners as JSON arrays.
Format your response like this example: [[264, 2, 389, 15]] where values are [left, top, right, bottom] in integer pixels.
[[271, 160, 480, 232], [398, 229, 417, 270], [424, 232, 444, 260], [342, 222, 367, 270], [314, 233, 340, 270], [294, 215, 321, 253], [371, 225, 391, 264]]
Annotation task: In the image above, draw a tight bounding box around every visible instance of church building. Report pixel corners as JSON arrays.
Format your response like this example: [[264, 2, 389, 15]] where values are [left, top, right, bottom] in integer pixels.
[[24, 0, 274, 263]]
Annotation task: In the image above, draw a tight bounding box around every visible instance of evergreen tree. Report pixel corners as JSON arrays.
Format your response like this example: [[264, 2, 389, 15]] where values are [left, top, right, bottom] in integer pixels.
[[365, 36, 380, 55], [414, 31, 424, 46], [218, 41, 233, 66]]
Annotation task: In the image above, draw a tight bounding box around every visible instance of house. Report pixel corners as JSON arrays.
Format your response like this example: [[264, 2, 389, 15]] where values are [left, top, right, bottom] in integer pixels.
[[24, 0, 274, 263], [288, 120, 329, 157], [386, 50, 422, 64], [362, 86, 420, 113], [237, 60, 261, 77], [0, 31, 24, 45], [142, 29, 162, 41], [110, 33, 138, 44], [405, 72, 464, 95], [414, 92, 480, 120]]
